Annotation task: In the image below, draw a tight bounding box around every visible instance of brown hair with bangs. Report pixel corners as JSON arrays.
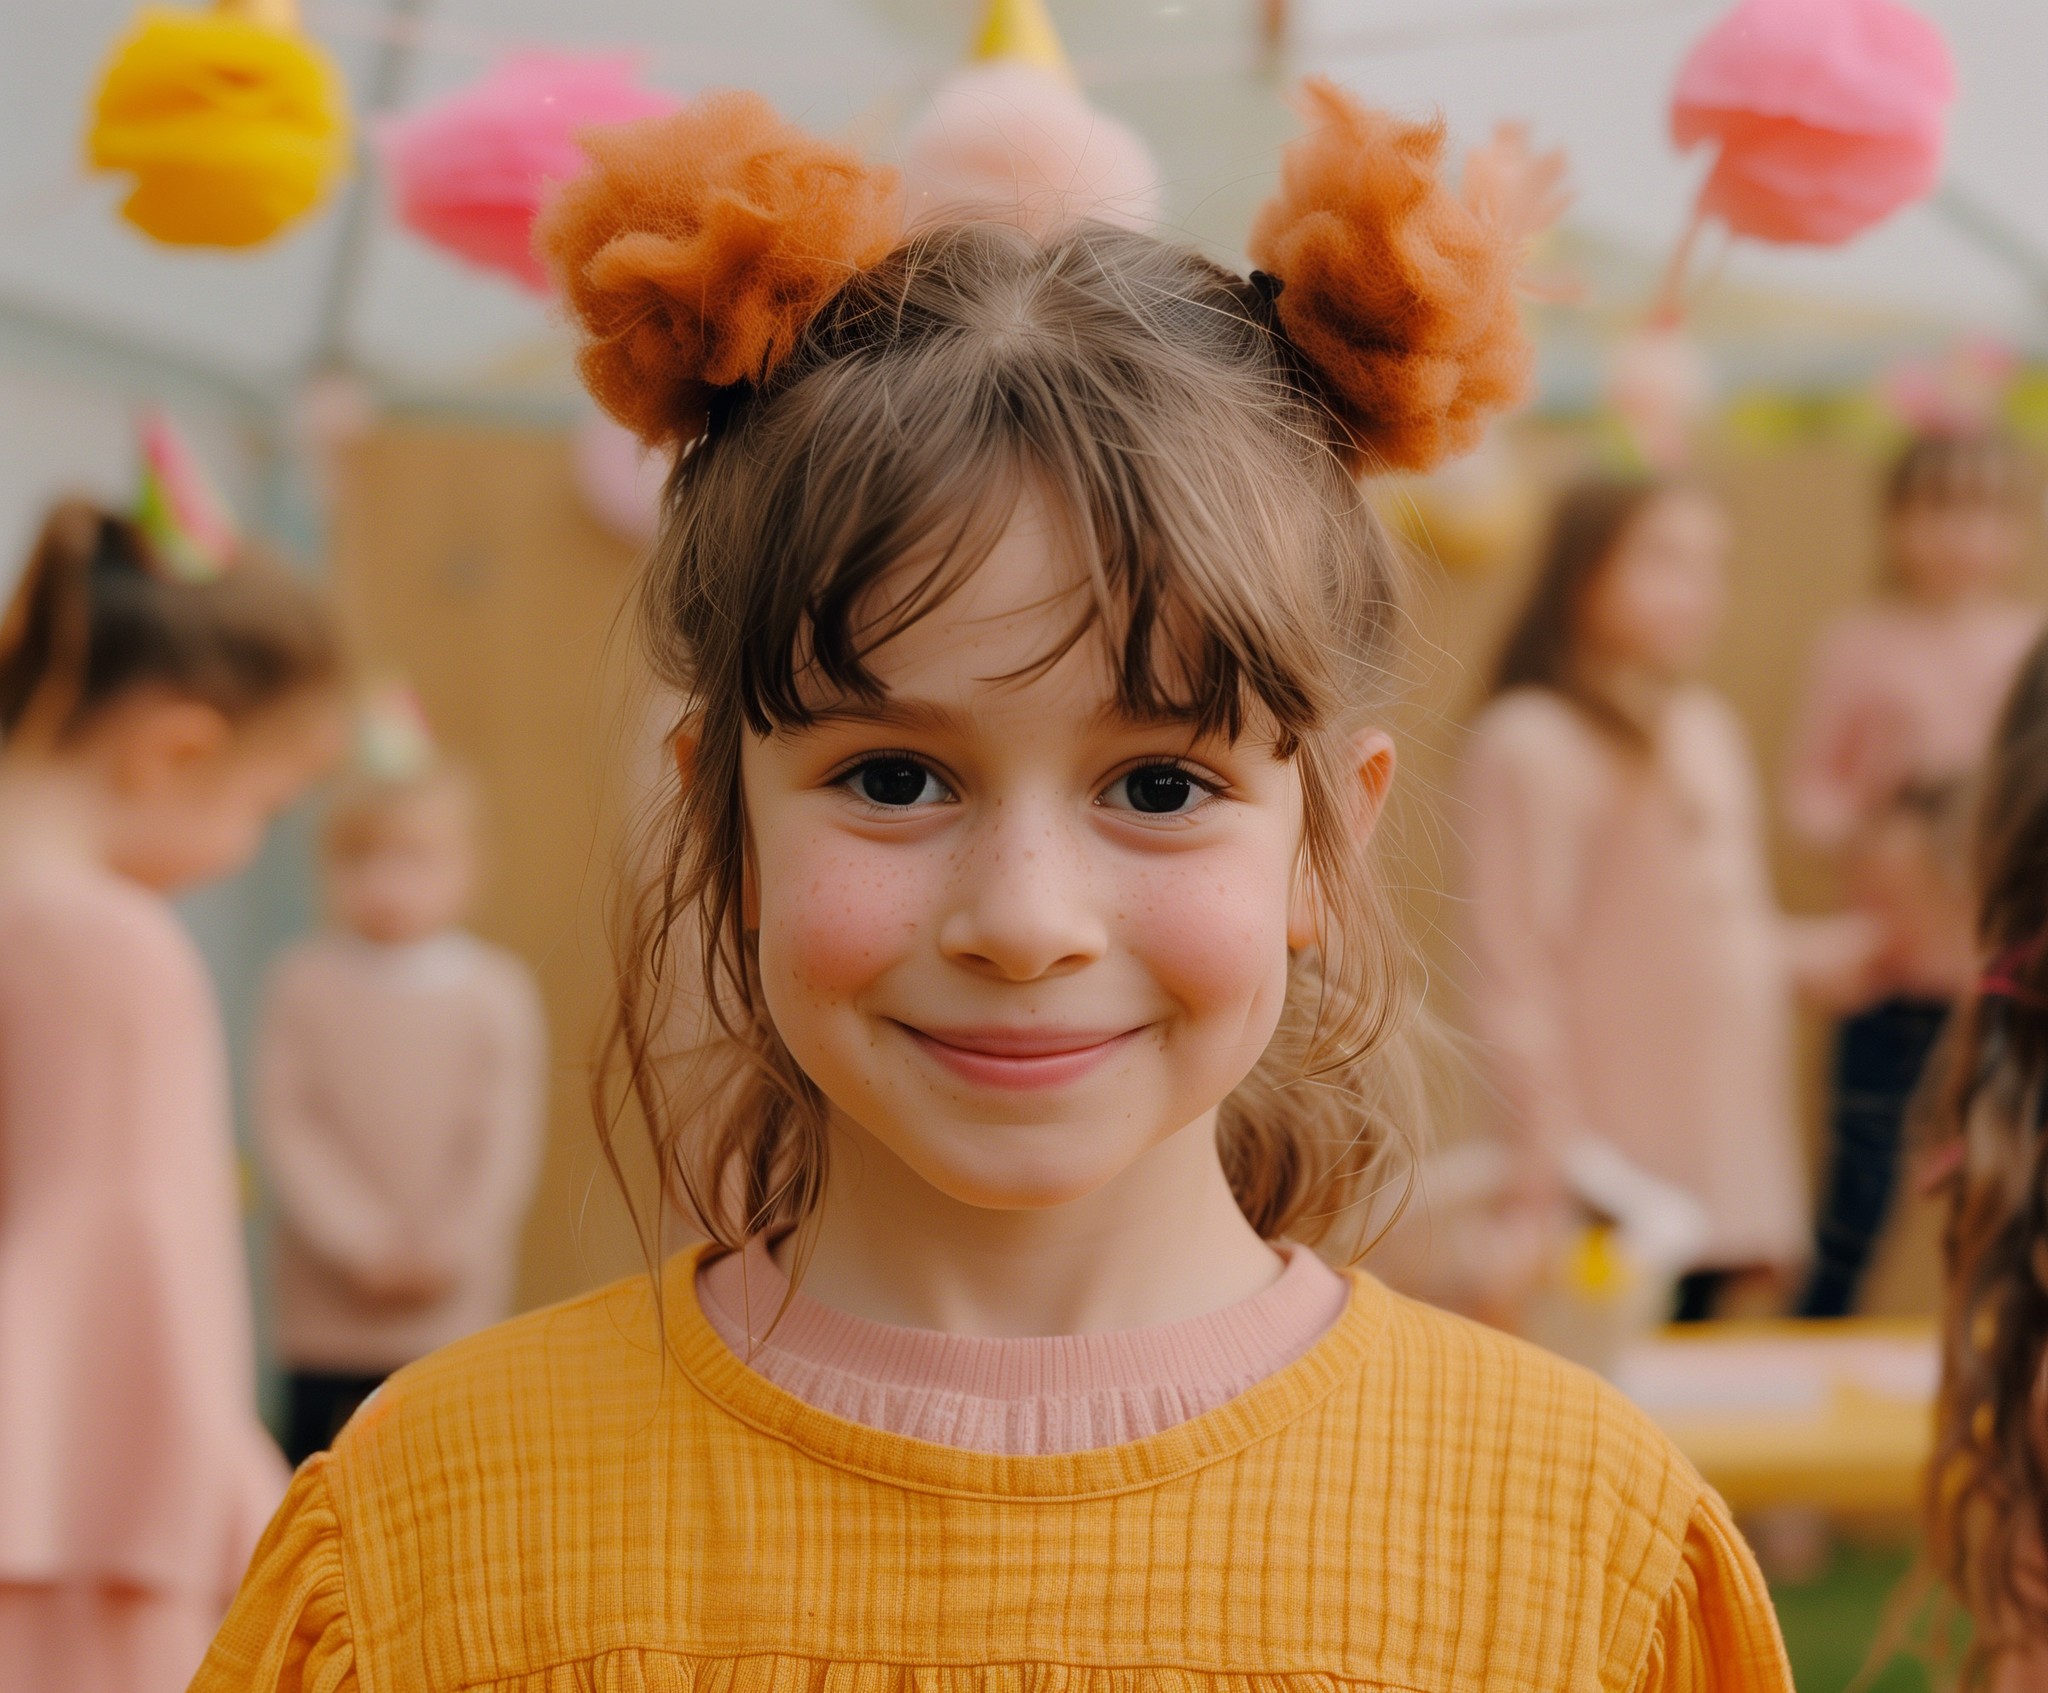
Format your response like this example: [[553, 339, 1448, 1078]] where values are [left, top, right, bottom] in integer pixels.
[[600, 219, 1422, 1259], [1886, 427, 2032, 516]]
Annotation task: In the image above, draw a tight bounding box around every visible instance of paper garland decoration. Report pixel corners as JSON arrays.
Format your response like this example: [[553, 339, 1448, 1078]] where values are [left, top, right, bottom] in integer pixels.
[[379, 52, 679, 294], [1878, 338, 2018, 434], [899, 0, 1162, 237], [134, 410, 239, 582], [1671, 0, 1954, 246], [86, 0, 350, 248]]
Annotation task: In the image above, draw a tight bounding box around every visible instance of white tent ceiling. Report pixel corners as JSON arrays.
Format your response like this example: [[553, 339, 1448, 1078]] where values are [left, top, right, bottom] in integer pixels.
[[3, 0, 2045, 408]]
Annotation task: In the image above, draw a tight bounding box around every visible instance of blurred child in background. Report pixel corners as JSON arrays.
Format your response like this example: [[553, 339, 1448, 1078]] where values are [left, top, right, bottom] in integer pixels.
[[257, 690, 546, 1465], [1920, 625, 2048, 1692], [1786, 429, 2041, 1316], [0, 480, 342, 1693], [1463, 477, 1875, 1323]]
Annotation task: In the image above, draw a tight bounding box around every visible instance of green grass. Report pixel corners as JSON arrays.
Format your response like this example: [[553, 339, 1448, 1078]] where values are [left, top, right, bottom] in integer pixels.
[[1772, 1545, 1930, 1693]]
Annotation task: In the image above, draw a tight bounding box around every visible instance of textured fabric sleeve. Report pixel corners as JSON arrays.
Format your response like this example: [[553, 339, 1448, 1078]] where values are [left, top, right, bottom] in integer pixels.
[[254, 960, 408, 1286], [188, 1457, 356, 1693], [1460, 703, 1604, 1158], [1633, 1491, 1793, 1693]]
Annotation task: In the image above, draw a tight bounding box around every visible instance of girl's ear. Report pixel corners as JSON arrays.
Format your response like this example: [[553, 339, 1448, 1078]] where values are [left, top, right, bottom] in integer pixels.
[[672, 725, 698, 792], [1349, 728, 1398, 831], [1288, 728, 1396, 949]]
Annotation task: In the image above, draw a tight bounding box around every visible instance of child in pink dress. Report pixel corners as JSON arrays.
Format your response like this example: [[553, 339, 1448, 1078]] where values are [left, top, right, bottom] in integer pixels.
[[258, 752, 547, 1463], [1463, 478, 1875, 1321], [1784, 429, 2041, 1315], [0, 492, 342, 1693]]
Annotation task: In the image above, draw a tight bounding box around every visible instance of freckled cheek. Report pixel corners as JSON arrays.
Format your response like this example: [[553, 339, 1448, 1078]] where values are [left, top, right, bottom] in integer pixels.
[[1112, 849, 1293, 1016], [754, 832, 935, 998]]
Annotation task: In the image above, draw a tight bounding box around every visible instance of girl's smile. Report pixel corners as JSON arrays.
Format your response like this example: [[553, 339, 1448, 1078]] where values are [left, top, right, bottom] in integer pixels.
[[891, 1021, 1152, 1091]]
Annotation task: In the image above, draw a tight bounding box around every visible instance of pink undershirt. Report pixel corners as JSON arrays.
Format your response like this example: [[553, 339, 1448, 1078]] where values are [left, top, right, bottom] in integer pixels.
[[696, 1236, 1349, 1455]]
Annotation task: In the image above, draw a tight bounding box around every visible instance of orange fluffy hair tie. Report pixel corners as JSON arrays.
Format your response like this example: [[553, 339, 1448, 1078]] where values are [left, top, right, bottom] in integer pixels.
[[536, 79, 1534, 472], [534, 90, 902, 449], [1248, 78, 1533, 474]]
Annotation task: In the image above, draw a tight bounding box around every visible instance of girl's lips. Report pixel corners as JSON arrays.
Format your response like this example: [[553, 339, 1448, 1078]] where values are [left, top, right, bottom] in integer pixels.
[[894, 1023, 1146, 1090]]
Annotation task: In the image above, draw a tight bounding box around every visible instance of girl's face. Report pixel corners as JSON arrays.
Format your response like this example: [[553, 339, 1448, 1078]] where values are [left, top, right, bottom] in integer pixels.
[[1577, 488, 1729, 681], [1893, 495, 2029, 603], [739, 490, 1389, 1212], [103, 690, 344, 892], [327, 790, 477, 946]]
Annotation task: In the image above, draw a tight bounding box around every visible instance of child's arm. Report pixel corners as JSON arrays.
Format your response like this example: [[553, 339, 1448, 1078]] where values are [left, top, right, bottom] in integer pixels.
[[1634, 1491, 1794, 1693], [1782, 621, 1907, 854], [1778, 910, 1889, 1011], [255, 962, 425, 1302]]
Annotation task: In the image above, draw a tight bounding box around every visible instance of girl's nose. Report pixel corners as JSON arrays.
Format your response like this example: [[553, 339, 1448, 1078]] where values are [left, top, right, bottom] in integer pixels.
[[937, 810, 1107, 982]]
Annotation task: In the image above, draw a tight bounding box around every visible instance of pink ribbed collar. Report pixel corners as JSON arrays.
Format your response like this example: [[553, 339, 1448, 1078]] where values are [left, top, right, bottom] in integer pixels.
[[695, 1236, 1348, 1455]]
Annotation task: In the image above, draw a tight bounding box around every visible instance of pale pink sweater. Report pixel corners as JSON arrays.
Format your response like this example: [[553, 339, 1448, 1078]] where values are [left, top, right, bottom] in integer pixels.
[[1461, 685, 1808, 1270], [256, 930, 546, 1373], [1784, 599, 2041, 995], [1785, 600, 2041, 851], [697, 1236, 1348, 1453], [0, 860, 284, 1599]]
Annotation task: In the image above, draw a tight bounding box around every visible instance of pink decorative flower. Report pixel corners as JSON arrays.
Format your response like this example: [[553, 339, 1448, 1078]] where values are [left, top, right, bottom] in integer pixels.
[[1671, 0, 1953, 245], [380, 52, 677, 293]]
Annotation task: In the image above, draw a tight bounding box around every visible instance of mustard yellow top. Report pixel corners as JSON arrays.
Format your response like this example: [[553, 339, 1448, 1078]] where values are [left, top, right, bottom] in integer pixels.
[[193, 1246, 1792, 1693]]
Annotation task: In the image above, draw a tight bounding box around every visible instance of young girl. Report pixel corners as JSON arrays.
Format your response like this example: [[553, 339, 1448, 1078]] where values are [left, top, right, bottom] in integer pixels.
[[196, 85, 1791, 1691], [0, 488, 342, 1692], [1921, 625, 2048, 1691], [1462, 478, 1872, 1321], [260, 735, 546, 1466], [1785, 430, 2042, 1317]]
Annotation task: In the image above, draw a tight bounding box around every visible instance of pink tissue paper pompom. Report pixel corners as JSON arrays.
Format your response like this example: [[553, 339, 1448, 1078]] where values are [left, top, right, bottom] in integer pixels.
[[1672, 0, 1953, 245], [380, 52, 679, 292], [900, 60, 1162, 238]]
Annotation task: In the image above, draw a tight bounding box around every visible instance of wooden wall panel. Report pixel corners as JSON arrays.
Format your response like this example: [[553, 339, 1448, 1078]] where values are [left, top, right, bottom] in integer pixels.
[[329, 422, 653, 1312]]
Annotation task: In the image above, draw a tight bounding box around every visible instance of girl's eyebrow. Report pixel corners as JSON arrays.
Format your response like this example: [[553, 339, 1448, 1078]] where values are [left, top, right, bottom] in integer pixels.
[[804, 698, 963, 736]]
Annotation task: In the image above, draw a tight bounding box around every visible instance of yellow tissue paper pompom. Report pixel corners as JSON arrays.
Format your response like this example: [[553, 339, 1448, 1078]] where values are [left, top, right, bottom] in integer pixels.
[[86, 1, 350, 248]]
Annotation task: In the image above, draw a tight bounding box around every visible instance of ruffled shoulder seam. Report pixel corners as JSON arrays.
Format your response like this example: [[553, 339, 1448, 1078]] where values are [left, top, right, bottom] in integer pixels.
[[187, 1456, 359, 1693]]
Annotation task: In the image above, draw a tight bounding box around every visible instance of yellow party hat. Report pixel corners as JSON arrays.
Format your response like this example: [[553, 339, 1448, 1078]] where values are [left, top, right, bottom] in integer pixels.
[[971, 0, 1073, 83]]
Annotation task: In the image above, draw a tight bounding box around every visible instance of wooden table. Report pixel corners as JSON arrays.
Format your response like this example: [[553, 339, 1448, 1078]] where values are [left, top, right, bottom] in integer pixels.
[[1613, 1319, 1938, 1515]]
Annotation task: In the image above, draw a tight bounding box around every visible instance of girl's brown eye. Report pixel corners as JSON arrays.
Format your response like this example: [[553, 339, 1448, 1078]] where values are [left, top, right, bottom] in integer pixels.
[[1103, 764, 1206, 815], [848, 758, 947, 808]]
